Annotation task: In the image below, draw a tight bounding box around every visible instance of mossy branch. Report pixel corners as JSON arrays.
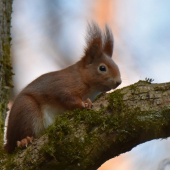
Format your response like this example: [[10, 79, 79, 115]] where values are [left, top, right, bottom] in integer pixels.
[[3, 80, 170, 170]]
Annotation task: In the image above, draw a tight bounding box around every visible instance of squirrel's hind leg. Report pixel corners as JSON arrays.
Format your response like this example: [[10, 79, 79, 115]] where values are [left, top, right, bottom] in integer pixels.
[[4, 94, 42, 153]]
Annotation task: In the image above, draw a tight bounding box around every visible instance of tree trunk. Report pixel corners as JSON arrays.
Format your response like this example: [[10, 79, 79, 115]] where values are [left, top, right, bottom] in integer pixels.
[[3, 80, 170, 170], [0, 0, 13, 151]]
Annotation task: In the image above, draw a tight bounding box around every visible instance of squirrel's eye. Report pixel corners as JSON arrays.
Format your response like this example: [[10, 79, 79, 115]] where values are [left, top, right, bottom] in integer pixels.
[[99, 65, 106, 72]]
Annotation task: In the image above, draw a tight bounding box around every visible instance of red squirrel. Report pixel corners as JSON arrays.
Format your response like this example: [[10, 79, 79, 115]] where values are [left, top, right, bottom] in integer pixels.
[[4, 23, 121, 153]]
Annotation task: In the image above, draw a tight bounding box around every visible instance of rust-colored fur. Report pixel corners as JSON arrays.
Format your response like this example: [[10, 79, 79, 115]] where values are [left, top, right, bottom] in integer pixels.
[[4, 22, 121, 153]]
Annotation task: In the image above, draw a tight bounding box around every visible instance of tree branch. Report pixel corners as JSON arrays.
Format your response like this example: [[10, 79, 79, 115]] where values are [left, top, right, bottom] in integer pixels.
[[4, 80, 170, 170]]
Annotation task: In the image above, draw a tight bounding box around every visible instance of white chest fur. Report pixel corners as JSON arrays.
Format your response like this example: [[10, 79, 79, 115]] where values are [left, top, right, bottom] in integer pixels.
[[43, 105, 64, 129]]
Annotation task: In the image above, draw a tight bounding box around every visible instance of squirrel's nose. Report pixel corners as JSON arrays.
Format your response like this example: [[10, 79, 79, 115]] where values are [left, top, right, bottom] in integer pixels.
[[116, 80, 122, 87]]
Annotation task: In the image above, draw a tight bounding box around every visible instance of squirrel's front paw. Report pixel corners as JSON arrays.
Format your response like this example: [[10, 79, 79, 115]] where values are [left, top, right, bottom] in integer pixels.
[[17, 136, 34, 148], [82, 98, 93, 109]]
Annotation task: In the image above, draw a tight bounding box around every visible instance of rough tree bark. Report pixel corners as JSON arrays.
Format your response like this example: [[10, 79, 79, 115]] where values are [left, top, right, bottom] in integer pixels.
[[0, 0, 13, 150], [2, 80, 170, 170]]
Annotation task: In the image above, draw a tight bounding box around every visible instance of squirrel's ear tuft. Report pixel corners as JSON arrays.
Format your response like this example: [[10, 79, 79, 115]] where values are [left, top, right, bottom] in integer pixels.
[[103, 24, 114, 57], [82, 22, 102, 65]]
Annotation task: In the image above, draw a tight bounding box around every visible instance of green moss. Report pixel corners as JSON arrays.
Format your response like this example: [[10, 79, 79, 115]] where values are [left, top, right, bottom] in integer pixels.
[[0, 151, 17, 169], [38, 109, 105, 170], [107, 89, 125, 111]]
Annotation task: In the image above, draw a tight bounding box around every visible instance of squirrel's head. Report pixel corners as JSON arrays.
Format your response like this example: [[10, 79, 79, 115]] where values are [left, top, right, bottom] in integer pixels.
[[81, 22, 121, 92]]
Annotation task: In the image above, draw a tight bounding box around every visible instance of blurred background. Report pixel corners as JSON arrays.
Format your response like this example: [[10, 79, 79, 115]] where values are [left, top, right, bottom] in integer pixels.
[[10, 0, 170, 169]]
